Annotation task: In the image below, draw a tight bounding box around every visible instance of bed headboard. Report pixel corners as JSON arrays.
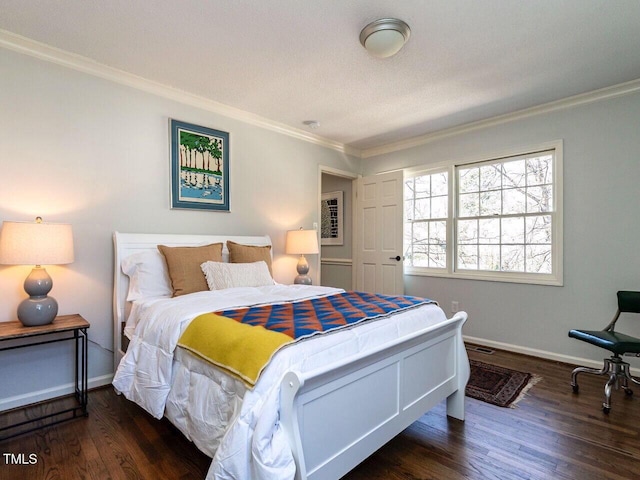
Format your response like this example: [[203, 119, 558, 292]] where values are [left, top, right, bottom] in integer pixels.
[[112, 231, 272, 370]]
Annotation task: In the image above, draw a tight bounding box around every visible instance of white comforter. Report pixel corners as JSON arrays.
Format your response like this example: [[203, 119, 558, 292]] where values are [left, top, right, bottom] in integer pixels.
[[112, 285, 448, 480]]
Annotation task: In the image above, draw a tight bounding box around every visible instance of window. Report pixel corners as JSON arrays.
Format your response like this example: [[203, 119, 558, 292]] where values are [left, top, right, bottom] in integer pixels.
[[404, 170, 449, 270], [404, 143, 562, 285]]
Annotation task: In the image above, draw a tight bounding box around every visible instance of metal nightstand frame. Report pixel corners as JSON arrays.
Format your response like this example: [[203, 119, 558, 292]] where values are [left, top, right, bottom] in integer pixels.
[[0, 315, 89, 440]]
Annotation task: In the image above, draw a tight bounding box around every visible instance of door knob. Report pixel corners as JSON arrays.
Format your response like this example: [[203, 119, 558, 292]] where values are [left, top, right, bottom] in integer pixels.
[[389, 255, 401, 261]]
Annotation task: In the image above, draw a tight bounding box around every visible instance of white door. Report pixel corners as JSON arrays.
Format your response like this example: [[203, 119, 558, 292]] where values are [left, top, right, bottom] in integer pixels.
[[355, 170, 404, 294]]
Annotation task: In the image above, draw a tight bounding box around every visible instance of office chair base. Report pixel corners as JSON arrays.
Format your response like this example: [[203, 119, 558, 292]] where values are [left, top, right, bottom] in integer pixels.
[[571, 356, 640, 413]]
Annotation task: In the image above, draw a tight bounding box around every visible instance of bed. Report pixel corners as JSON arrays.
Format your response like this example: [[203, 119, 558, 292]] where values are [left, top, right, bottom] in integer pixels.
[[112, 232, 469, 480]]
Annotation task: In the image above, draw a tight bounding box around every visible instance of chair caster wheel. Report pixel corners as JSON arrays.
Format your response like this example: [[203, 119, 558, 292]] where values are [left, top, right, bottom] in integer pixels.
[[602, 405, 611, 414], [625, 388, 633, 396], [572, 384, 579, 393]]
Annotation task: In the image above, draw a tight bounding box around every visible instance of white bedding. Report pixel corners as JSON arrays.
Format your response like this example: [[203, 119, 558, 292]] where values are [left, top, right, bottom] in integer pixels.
[[112, 285, 448, 480]]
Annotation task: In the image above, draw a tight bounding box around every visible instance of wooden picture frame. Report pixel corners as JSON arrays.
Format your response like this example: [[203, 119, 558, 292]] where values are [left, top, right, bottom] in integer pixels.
[[321, 191, 343, 245], [170, 119, 229, 211]]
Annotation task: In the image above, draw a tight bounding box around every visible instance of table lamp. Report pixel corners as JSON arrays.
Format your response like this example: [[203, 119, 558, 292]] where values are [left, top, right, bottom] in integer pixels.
[[0, 217, 74, 326], [286, 228, 319, 285]]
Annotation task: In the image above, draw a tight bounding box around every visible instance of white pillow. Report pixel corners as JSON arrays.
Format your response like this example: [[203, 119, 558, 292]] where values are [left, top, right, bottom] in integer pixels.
[[121, 250, 172, 301], [201, 260, 274, 290]]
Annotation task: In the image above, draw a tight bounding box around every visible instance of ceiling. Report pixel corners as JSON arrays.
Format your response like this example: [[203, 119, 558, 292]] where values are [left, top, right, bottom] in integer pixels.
[[2, 0, 640, 157]]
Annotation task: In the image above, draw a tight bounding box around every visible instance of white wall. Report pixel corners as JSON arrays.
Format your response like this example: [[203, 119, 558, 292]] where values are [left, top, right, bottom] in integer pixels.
[[0, 48, 359, 409], [362, 91, 640, 367]]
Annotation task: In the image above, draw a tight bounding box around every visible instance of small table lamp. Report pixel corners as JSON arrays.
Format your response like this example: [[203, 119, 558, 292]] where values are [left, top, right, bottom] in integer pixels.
[[0, 217, 74, 326], [286, 228, 319, 285]]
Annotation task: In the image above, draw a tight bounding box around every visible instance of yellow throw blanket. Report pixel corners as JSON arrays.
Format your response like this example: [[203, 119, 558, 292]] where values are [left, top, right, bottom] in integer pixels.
[[177, 313, 293, 388]]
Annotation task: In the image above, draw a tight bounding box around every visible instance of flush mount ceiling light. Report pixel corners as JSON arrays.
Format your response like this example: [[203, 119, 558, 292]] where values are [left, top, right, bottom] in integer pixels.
[[359, 18, 411, 58]]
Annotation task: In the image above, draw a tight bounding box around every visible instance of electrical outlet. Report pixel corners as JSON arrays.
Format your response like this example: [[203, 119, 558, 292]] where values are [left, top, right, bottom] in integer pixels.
[[313, 222, 318, 230], [451, 301, 459, 313]]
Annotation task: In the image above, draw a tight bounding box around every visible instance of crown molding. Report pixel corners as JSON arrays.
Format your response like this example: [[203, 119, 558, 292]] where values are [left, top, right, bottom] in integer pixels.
[[360, 77, 640, 158], [3, 29, 639, 161], [0, 29, 360, 157]]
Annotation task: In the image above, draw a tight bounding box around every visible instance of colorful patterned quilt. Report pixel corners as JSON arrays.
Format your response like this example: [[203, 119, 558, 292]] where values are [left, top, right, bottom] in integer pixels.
[[217, 291, 432, 339], [178, 291, 433, 387]]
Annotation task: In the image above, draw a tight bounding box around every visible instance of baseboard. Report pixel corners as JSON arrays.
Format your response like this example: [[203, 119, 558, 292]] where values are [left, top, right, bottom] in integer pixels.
[[0, 374, 113, 412], [463, 335, 604, 370]]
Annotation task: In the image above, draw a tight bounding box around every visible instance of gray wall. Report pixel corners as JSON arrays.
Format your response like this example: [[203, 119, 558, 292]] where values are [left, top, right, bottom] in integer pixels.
[[362, 91, 640, 367], [0, 47, 359, 409], [2, 41, 639, 409]]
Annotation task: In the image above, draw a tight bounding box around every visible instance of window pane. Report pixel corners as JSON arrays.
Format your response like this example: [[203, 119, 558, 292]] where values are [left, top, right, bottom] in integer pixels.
[[459, 167, 479, 193], [404, 223, 413, 257], [431, 220, 447, 244], [527, 154, 553, 185], [479, 218, 500, 244], [415, 175, 430, 196], [458, 219, 478, 244], [502, 187, 526, 214], [527, 185, 553, 213], [479, 245, 500, 271], [479, 190, 501, 216], [431, 172, 448, 196], [415, 198, 430, 220], [526, 215, 552, 244], [501, 217, 524, 244], [405, 198, 415, 221], [501, 245, 525, 272], [412, 221, 429, 245], [502, 159, 526, 188], [459, 193, 479, 217], [429, 244, 447, 268], [431, 195, 448, 218], [480, 164, 501, 190], [458, 245, 478, 270], [412, 248, 430, 267], [526, 245, 552, 273], [404, 178, 415, 200]]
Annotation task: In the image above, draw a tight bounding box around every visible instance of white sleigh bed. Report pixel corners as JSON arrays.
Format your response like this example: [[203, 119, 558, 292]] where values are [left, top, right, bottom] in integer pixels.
[[112, 232, 470, 480]]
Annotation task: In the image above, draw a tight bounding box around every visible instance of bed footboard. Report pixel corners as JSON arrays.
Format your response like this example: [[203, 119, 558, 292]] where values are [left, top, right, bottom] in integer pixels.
[[280, 311, 469, 480]]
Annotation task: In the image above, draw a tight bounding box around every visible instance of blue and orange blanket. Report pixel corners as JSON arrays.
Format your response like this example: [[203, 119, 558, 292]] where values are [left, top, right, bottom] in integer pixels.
[[177, 291, 433, 387]]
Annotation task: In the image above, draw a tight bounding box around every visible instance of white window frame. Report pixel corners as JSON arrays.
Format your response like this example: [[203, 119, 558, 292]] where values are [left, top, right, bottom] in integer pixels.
[[403, 168, 450, 273], [404, 140, 563, 286]]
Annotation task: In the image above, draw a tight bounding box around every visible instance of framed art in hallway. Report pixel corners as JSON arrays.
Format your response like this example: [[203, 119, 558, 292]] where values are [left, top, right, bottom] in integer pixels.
[[321, 190, 343, 245], [170, 119, 230, 211]]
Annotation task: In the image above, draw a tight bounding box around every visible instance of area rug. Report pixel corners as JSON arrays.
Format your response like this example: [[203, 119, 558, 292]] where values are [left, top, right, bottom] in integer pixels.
[[466, 360, 541, 408]]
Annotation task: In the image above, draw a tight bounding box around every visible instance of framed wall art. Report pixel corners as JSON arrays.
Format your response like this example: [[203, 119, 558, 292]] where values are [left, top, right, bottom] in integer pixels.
[[170, 119, 230, 211], [321, 190, 343, 245]]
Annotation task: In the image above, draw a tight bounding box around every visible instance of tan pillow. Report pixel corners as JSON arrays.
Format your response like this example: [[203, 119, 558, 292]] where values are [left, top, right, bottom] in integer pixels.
[[158, 243, 223, 296], [226, 241, 273, 275]]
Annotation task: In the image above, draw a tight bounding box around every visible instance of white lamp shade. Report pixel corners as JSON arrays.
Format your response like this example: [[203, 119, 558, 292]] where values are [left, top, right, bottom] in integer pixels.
[[285, 229, 319, 255], [0, 220, 74, 266]]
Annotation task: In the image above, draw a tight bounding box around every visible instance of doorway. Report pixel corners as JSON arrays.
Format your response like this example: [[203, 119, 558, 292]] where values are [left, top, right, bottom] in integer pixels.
[[319, 167, 357, 289]]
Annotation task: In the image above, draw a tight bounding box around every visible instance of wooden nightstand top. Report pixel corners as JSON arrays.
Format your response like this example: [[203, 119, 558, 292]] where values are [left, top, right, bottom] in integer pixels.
[[0, 314, 89, 341]]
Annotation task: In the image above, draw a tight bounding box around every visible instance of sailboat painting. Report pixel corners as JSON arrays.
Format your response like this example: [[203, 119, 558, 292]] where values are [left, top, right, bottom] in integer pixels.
[[170, 119, 230, 211]]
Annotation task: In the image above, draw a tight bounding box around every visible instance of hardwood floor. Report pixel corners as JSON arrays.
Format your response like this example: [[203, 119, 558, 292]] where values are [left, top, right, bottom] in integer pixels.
[[1, 347, 639, 479]]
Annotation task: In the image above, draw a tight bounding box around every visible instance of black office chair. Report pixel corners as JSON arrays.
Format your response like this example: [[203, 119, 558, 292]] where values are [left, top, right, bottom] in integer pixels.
[[569, 291, 640, 413]]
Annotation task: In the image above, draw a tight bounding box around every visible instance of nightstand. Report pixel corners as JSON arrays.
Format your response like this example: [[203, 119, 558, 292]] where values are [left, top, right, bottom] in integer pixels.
[[0, 314, 89, 440]]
